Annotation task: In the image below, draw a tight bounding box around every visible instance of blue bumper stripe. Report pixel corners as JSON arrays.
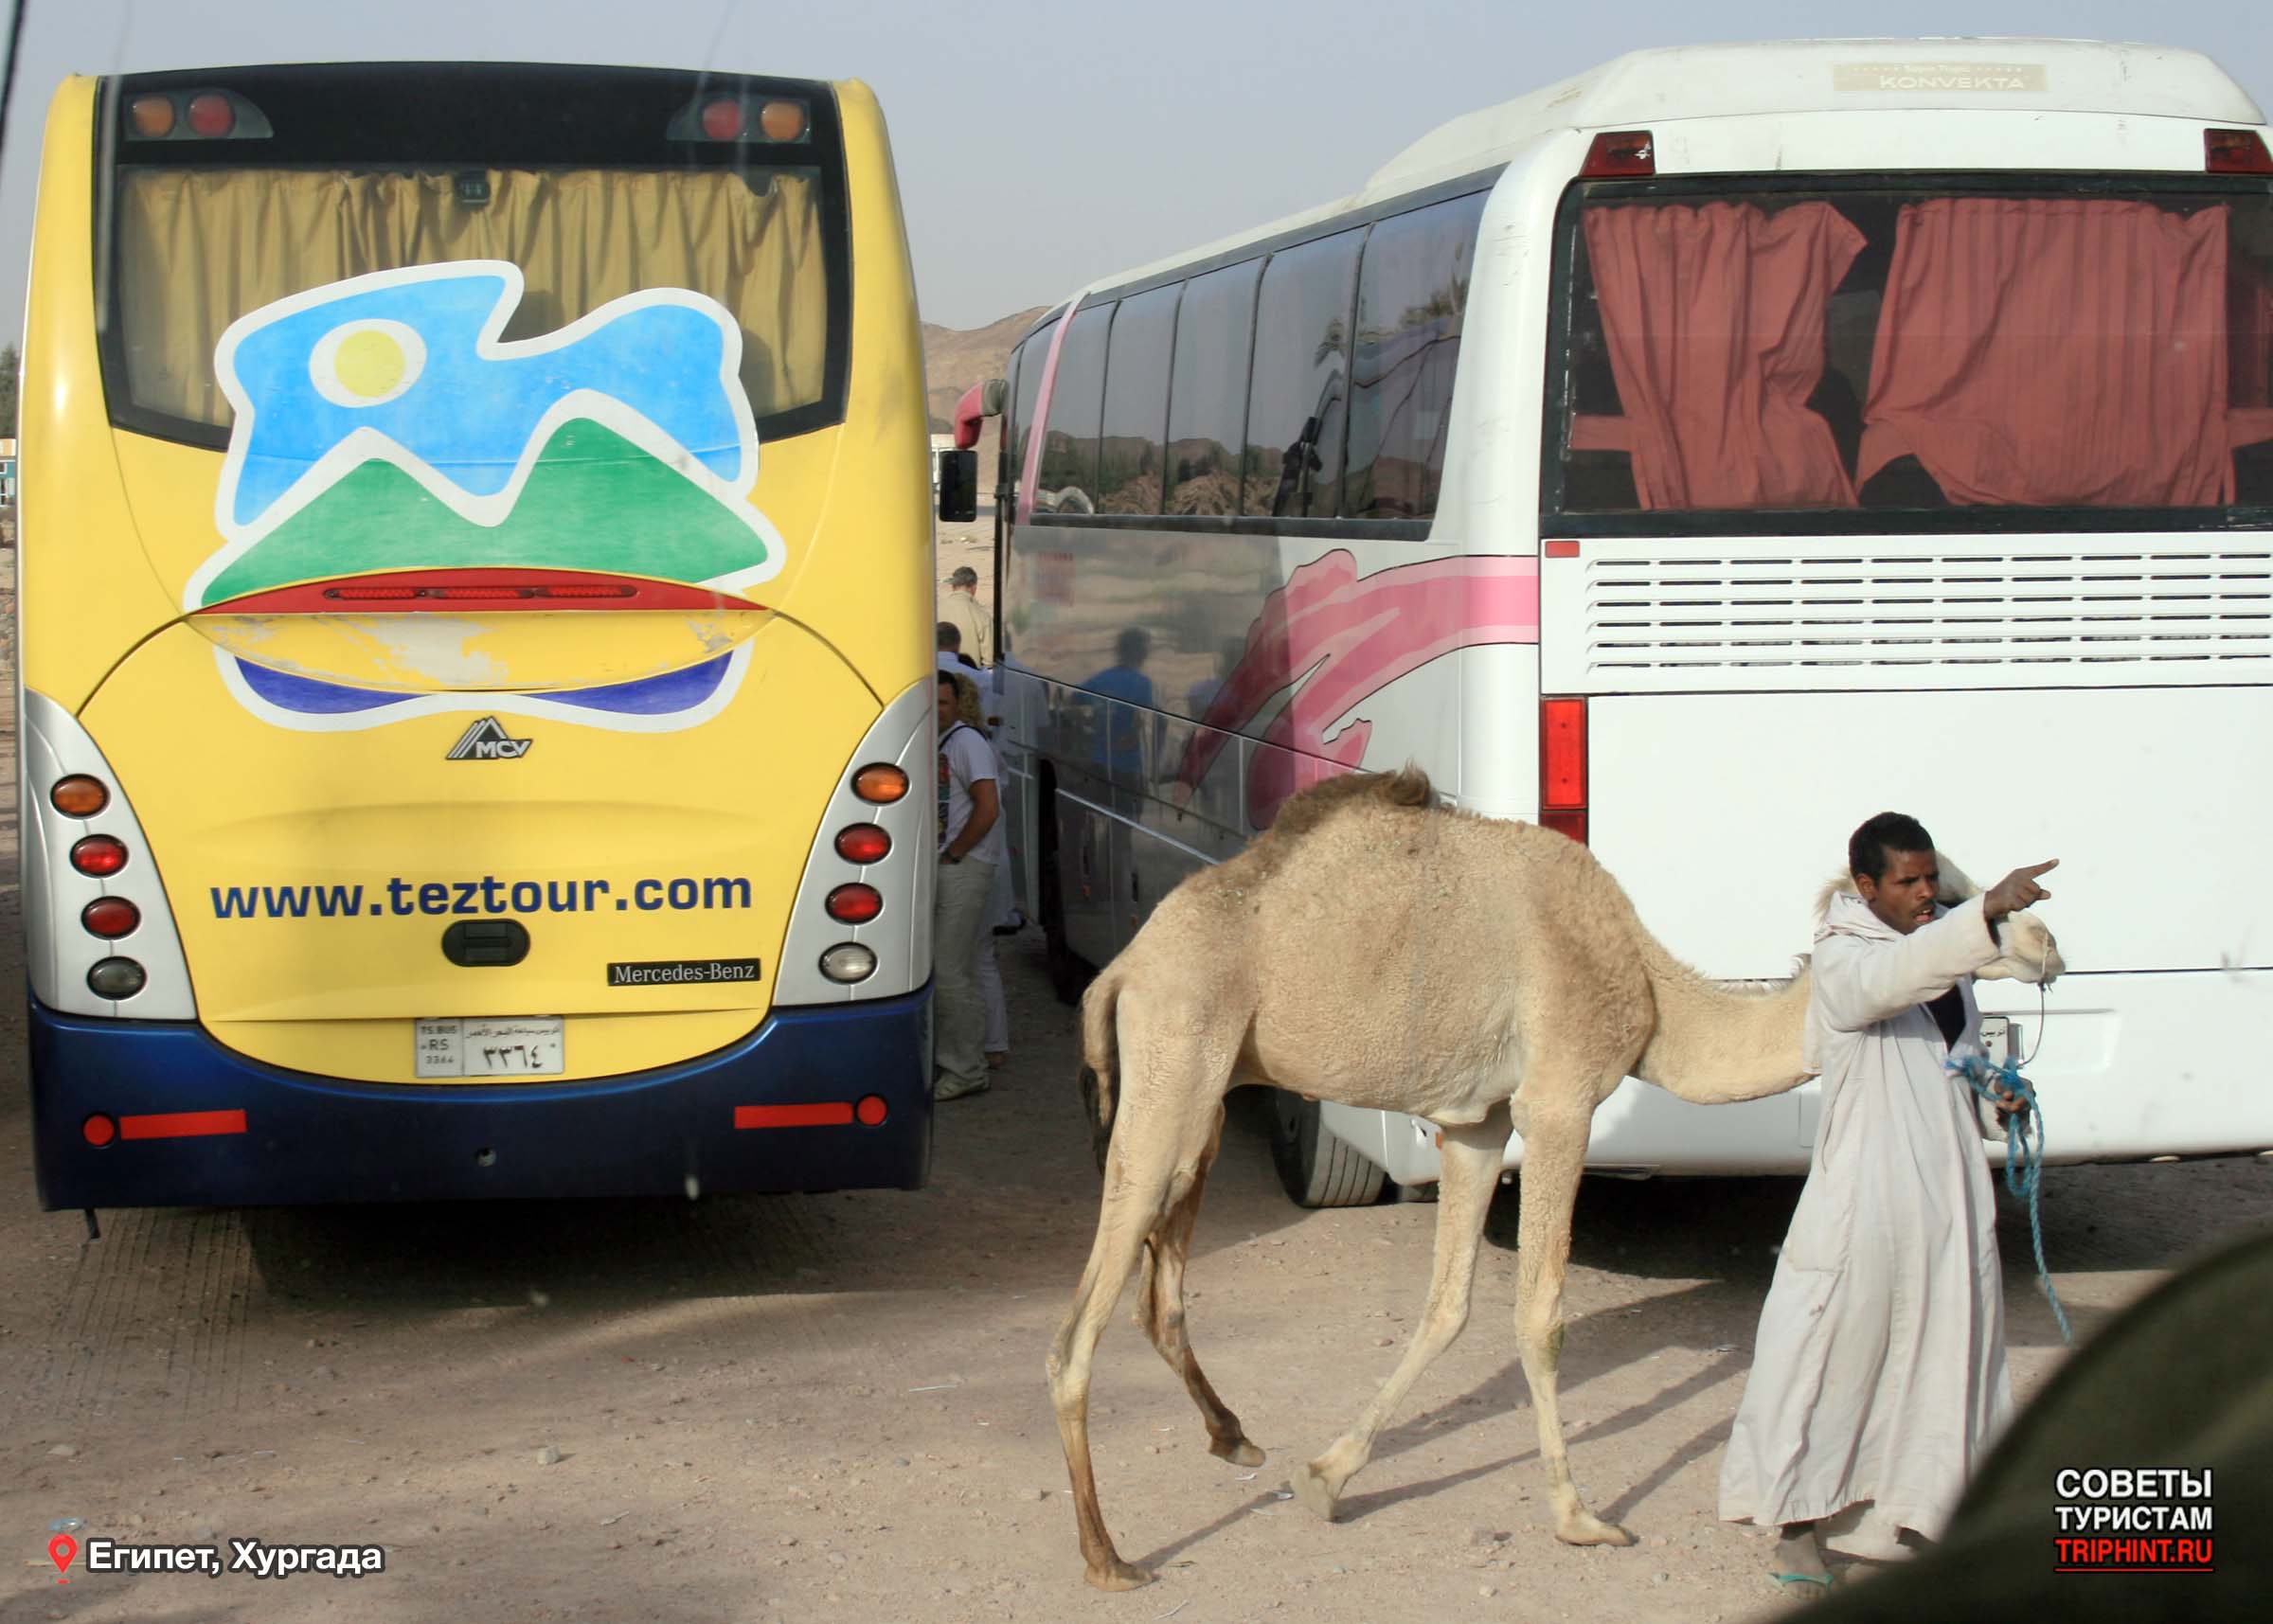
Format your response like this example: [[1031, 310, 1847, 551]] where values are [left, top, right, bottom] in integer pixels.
[[29, 989, 932, 1208]]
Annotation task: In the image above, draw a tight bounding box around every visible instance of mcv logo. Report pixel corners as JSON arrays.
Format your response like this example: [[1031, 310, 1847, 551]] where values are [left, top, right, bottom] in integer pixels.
[[446, 717, 534, 761]]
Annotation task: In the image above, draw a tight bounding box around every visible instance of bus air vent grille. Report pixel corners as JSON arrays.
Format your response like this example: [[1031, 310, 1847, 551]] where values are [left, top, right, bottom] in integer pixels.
[[1583, 544, 2273, 680]]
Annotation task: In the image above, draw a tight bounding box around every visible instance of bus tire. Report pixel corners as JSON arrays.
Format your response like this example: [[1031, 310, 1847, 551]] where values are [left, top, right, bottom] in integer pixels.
[[1036, 794, 1095, 1007], [1270, 1094, 1387, 1208]]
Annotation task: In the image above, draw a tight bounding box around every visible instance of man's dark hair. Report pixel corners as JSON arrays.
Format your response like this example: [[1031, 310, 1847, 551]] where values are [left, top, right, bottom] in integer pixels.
[[936, 620, 961, 651], [1115, 626, 1151, 667], [1850, 811, 1935, 883]]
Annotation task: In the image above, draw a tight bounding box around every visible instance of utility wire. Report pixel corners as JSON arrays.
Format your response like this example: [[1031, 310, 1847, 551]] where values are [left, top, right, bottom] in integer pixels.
[[0, 0, 27, 171]]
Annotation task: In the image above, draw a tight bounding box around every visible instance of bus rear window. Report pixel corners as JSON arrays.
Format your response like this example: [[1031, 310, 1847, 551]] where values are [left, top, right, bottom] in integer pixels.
[[1547, 179, 2273, 530], [99, 64, 848, 444]]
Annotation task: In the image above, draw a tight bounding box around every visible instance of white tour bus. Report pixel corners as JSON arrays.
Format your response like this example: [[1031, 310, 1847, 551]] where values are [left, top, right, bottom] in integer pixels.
[[972, 38, 2273, 1205]]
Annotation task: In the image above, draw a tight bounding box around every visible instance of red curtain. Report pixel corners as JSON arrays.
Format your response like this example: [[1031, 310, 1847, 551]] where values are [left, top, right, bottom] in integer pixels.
[[1577, 201, 1863, 509], [1859, 198, 2238, 506]]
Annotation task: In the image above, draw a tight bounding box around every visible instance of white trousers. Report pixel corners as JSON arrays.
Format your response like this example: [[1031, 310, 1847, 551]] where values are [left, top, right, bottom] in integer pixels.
[[933, 858, 996, 1090]]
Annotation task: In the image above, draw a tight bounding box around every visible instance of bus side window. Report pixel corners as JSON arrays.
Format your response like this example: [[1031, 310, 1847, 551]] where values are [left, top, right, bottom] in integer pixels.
[[1164, 260, 1262, 516], [1244, 228, 1364, 520], [1007, 316, 1060, 507], [1096, 284, 1179, 514], [1036, 305, 1113, 514], [1346, 191, 1488, 521]]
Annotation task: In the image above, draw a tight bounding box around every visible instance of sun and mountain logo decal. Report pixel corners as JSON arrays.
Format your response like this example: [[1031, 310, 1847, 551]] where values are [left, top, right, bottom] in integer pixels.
[[193, 260, 782, 731]]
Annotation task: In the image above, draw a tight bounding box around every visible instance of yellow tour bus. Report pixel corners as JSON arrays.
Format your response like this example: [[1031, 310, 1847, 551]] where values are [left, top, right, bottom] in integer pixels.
[[17, 62, 942, 1209]]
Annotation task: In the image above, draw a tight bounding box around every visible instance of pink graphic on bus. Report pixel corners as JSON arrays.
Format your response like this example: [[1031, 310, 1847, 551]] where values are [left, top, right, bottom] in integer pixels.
[[1175, 549, 1542, 827]]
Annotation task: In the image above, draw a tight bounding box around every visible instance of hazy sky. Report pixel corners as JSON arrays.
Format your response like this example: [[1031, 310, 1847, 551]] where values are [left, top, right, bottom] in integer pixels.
[[1, 0, 2268, 337]]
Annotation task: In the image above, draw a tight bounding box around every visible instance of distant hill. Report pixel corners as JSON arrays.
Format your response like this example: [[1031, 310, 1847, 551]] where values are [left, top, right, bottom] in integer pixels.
[[922, 306, 1048, 433]]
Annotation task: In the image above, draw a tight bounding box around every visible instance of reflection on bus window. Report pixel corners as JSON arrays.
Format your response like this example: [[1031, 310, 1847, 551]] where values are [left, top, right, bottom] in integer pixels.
[[1346, 192, 1488, 521], [1036, 303, 1112, 513], [1097, 284, 1179, 513], [1244, 229, 1363, 519], [1165, 260, 1262, 516]]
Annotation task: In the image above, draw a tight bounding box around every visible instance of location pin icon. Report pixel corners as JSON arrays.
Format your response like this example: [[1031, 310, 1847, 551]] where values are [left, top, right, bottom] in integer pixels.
[[50, 1534, 79, 1582]]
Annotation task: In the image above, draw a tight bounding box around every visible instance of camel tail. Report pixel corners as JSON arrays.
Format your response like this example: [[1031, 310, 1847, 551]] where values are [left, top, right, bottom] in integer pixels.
[[1077, 964, 1124, 1171]]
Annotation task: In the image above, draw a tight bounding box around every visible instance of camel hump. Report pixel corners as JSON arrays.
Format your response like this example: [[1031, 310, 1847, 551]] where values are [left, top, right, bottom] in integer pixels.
[[1377, 764, 1434, 807], [1262, 764, 1435, 847]]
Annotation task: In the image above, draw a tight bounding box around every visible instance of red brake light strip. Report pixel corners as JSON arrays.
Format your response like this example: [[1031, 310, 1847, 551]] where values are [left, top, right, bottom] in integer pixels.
[[197, 570, 763, 615], [120, 1109, 248, 1140]]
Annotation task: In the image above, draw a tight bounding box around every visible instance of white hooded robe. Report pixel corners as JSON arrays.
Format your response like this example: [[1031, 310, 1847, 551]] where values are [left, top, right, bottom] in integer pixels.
[[1717, 891, 2015, 1558]]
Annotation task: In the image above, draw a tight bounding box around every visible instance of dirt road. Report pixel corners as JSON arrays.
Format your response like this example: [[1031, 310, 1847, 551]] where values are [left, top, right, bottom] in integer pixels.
[[3, 768, 2270, 1619]]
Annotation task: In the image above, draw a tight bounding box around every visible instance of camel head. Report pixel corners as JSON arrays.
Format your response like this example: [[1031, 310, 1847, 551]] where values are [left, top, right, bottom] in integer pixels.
[[1975, 905, 2064, 986], [1812, 852, 2065, 988], [1933, 853, 2065, 987]]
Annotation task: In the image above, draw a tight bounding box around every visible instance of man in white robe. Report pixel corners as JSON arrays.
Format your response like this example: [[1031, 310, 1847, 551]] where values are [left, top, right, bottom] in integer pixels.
[[1718, 812, 2056, 1593]]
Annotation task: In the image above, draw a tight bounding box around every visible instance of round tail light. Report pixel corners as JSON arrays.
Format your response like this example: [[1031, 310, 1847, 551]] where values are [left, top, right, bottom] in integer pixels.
[[127, 95, 176, 137], [186, 92, 237, 137], [759, 99, 808, 141], [826, 883, 883, 924], [83, 1115, 118, 1147], [854, 1095, 888, 1126], [820, 943, 878, 984], [71, 835, 129, 877], [87, 958, 147, 999], [52, 776, 111, 816], [853, 763, 909, 803], [82, 898, 142, 938], [835, 824, 891, 864], [700, 98, 744, 140]]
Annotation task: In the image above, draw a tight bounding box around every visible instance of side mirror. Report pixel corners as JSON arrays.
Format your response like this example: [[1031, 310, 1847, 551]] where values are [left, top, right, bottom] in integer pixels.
[[937, 448, 978, 523]]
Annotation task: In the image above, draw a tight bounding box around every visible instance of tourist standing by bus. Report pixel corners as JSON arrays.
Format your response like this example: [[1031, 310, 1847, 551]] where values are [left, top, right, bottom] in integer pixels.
[[935, 670, 1005, 1099]]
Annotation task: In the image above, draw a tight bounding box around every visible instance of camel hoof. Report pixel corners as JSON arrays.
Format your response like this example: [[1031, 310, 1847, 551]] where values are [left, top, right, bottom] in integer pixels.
[[1084, 1559, 1153, 1592], [1210, 1435, 1265, 1468], [1291, 1463, 1340, 1523], [1555, 1510, 1638, 1547]]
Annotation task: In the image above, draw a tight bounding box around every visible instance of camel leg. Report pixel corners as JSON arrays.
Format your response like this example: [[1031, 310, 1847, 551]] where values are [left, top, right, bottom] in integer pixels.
[[1291, 1112, 1507, 1521], [1510, 1097, 1636, 1546], [1133, 1109, 1265, 1467], [1047, 1001, 1235, 1592]]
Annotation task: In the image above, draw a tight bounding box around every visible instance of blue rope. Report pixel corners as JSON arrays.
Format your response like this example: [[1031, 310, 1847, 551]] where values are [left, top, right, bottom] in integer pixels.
[[1948, 1051, 2073, 1347]]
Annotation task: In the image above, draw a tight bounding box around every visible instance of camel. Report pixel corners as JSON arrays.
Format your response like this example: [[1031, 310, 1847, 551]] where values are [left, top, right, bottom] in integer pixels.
[[1046, 766, 2064, 1591]]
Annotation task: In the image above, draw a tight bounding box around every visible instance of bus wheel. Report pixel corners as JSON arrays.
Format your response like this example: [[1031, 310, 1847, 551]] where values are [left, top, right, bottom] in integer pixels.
[[1037, 830, 1094, 1008], [1269, 1094, 1387, 1208]]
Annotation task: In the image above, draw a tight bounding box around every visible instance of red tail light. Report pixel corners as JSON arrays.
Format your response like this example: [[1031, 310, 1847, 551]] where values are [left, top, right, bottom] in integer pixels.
[[198, 570, 752, 614], [826, 883, 884, 924], [701, 98, 745, 140], [2206, 128, 2273, 174], [834, 824, 891, 864], [82, 898, 142, 938], [1582, 130, 1654, 178], [186, 94, 237, 137], [1540, 696, 1588, 845], [71, 835, 129, 877]]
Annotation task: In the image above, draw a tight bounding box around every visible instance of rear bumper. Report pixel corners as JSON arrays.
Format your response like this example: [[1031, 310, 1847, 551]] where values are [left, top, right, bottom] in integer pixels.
[[29, 988, 933, 1209]]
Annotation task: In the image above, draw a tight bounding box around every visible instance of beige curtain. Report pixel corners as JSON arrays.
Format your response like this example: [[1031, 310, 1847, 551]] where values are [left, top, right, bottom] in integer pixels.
[[116, 168, 828, 427]]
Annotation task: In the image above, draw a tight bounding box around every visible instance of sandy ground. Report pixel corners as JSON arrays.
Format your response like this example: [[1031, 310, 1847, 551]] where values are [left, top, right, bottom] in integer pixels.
[[5, 552, 2272, 1621]]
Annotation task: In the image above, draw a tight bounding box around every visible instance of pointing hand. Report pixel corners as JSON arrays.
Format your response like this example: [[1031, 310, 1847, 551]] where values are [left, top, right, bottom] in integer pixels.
[[1984, 859, 2058, 921]]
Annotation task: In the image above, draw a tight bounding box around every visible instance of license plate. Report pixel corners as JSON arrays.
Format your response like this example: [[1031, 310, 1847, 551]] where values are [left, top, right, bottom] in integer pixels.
[[415, 1016, 565, 1079]]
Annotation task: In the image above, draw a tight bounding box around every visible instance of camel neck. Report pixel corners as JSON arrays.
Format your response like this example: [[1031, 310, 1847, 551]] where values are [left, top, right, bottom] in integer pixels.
[[1628, 938, 1815, 1106]]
